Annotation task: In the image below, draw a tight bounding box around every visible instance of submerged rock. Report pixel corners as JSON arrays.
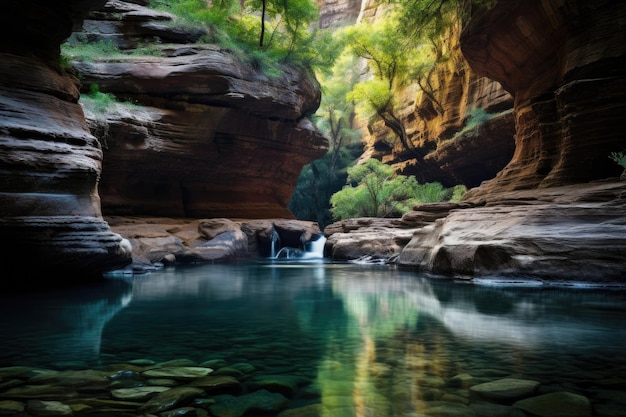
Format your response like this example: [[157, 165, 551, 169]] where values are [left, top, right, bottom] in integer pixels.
[[513, 391, 592, 417], [469, 378, 540, 402]]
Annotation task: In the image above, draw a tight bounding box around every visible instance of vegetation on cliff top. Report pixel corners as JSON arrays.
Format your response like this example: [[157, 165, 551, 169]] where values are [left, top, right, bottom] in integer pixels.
[[148, 0, 340, 75]]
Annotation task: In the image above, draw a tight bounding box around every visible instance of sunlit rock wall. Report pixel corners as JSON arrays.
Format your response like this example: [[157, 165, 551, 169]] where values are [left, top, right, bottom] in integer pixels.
[[350, 1, 515, 188], [318, 0, 362, 28], [461, 0, 626, 199], [76, 0, 328, 219], [0, 0, 132, 281]]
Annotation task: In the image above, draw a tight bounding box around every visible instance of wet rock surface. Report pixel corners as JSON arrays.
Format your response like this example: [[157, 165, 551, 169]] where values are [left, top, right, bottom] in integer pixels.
[[105, 216, 323, 270], [325, 180, 626, 281]]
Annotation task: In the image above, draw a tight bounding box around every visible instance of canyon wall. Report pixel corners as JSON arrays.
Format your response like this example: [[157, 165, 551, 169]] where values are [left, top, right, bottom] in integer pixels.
[[0, 0, 132, 282], [461, 0, 626, 199], [354, 1, 515, 189], [75, 0, 328, 219], [325, 0, 626, 281], [0, 0, 328, 281]]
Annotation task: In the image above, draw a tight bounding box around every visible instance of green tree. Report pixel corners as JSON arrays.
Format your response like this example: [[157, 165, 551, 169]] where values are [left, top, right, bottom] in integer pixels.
[[148, 0, 335, 73], [330, 158, 465, 220], [289, 52, 363, 229], [330, 158, 414, 219], [342, 18, 415, 151]]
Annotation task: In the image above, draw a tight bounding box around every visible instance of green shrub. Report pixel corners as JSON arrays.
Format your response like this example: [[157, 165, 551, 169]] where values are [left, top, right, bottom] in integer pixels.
[[329, 158, 465, 220], [80, 84, 118, 114], [609, 151, 626, 169], [61, 38, 122, 62]]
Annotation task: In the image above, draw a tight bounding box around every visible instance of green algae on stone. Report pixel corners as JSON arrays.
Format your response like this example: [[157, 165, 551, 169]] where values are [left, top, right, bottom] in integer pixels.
[[513, 391, 592, 417], [0, 399, 25, 414], [469, 378, 539, 401], [139, 386, 206, 414], [0, 384, 79, 401], [26, 399, 73, 416], [142, 366, 214, 380], [110, 385, 171, 401]]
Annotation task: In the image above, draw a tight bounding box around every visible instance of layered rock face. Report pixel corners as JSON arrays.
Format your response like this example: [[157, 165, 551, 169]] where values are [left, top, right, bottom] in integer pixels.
[[355, 2, 515, 188], [0, 0, 132, 281], [461, 0, 626, 196], [318, 0, 362, 29], [76, 0, 328, 219], [325, 0, 626, 281]]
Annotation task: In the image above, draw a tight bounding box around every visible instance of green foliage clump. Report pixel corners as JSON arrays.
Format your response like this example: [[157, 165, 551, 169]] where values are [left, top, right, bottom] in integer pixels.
[[329, 158, 465, 220], [81, 84, 118, 113], [289, 143, 363, 229], [61, 38, 122, 63], [148, 0, 338, 74], [609, 151, 626, 169]]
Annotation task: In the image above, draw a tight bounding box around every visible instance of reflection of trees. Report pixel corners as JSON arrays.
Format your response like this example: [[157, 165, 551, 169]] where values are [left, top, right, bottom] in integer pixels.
[[313, 272, 626, 415]]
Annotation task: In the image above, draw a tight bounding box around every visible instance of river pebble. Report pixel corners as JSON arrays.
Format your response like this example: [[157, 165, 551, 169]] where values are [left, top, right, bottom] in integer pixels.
[[0, 357, 620, 416]]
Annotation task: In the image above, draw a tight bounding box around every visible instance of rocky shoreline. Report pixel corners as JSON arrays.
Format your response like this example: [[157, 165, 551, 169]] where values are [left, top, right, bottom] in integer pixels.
[[107, 179, 626, 282]]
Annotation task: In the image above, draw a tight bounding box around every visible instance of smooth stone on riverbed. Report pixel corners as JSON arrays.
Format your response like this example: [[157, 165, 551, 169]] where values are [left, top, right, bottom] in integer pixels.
[[139, 386, 206, 414], [110, 385, 171, 400], [513, 391, 592, 417], [470, 378, 540, 401], [209, 389, 289, 417], [141, 366, 213, 380], [421, 401, 476, 417], [0, 399, 25, 414], [188, 375, 243, 395], [247, 374, 311, 397], [26, 399, 73, 416]]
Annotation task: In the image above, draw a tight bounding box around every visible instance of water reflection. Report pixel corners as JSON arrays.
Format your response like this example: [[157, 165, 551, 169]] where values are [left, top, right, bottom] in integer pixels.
[[1, 263, 625, 415], [0, 277, 132, 367]]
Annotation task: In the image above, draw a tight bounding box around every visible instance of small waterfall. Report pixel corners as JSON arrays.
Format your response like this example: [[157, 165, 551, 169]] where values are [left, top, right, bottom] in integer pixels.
[[303, 235, 326, 259], [270, 228, 280, 258], [270, 234, 326, 261]]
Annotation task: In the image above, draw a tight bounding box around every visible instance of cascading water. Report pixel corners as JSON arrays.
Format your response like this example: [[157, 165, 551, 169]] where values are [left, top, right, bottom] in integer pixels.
[[271, 234, 326, 260], [270, 228, 280, 258]]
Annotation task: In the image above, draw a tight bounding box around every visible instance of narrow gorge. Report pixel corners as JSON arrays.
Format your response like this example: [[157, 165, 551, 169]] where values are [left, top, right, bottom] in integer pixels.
[[1, 0, 625, 284]]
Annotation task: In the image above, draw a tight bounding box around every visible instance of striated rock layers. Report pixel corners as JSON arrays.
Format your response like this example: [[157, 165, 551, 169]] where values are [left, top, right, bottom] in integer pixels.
[[0, 0, 328, 281], [461, 0, 626, 195], [325, 0, 626, 281], [0, 0, 132, 282], [355, 1, 515, 188], [75, 0, 328, 219]]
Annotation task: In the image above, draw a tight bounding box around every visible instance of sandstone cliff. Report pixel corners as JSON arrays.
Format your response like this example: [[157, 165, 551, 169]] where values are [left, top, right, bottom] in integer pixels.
[[0, 0, 132, 282], [354, 1, 515, 188], [75, 0, 328, 219], [0, 0, 328, 281], [461, 0, 626, 197], [324, 0, 626, 282]]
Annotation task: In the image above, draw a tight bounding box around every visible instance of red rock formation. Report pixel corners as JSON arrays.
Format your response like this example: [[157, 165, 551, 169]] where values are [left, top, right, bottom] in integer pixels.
[[323, 0, 626, 281], [76, 1, 328, 219], [461, 0, 626, 197], [0, 0, 132, 281]]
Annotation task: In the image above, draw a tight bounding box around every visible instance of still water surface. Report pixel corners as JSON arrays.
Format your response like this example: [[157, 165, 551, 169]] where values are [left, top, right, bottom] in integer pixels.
[[2, 261, 626, 415]]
